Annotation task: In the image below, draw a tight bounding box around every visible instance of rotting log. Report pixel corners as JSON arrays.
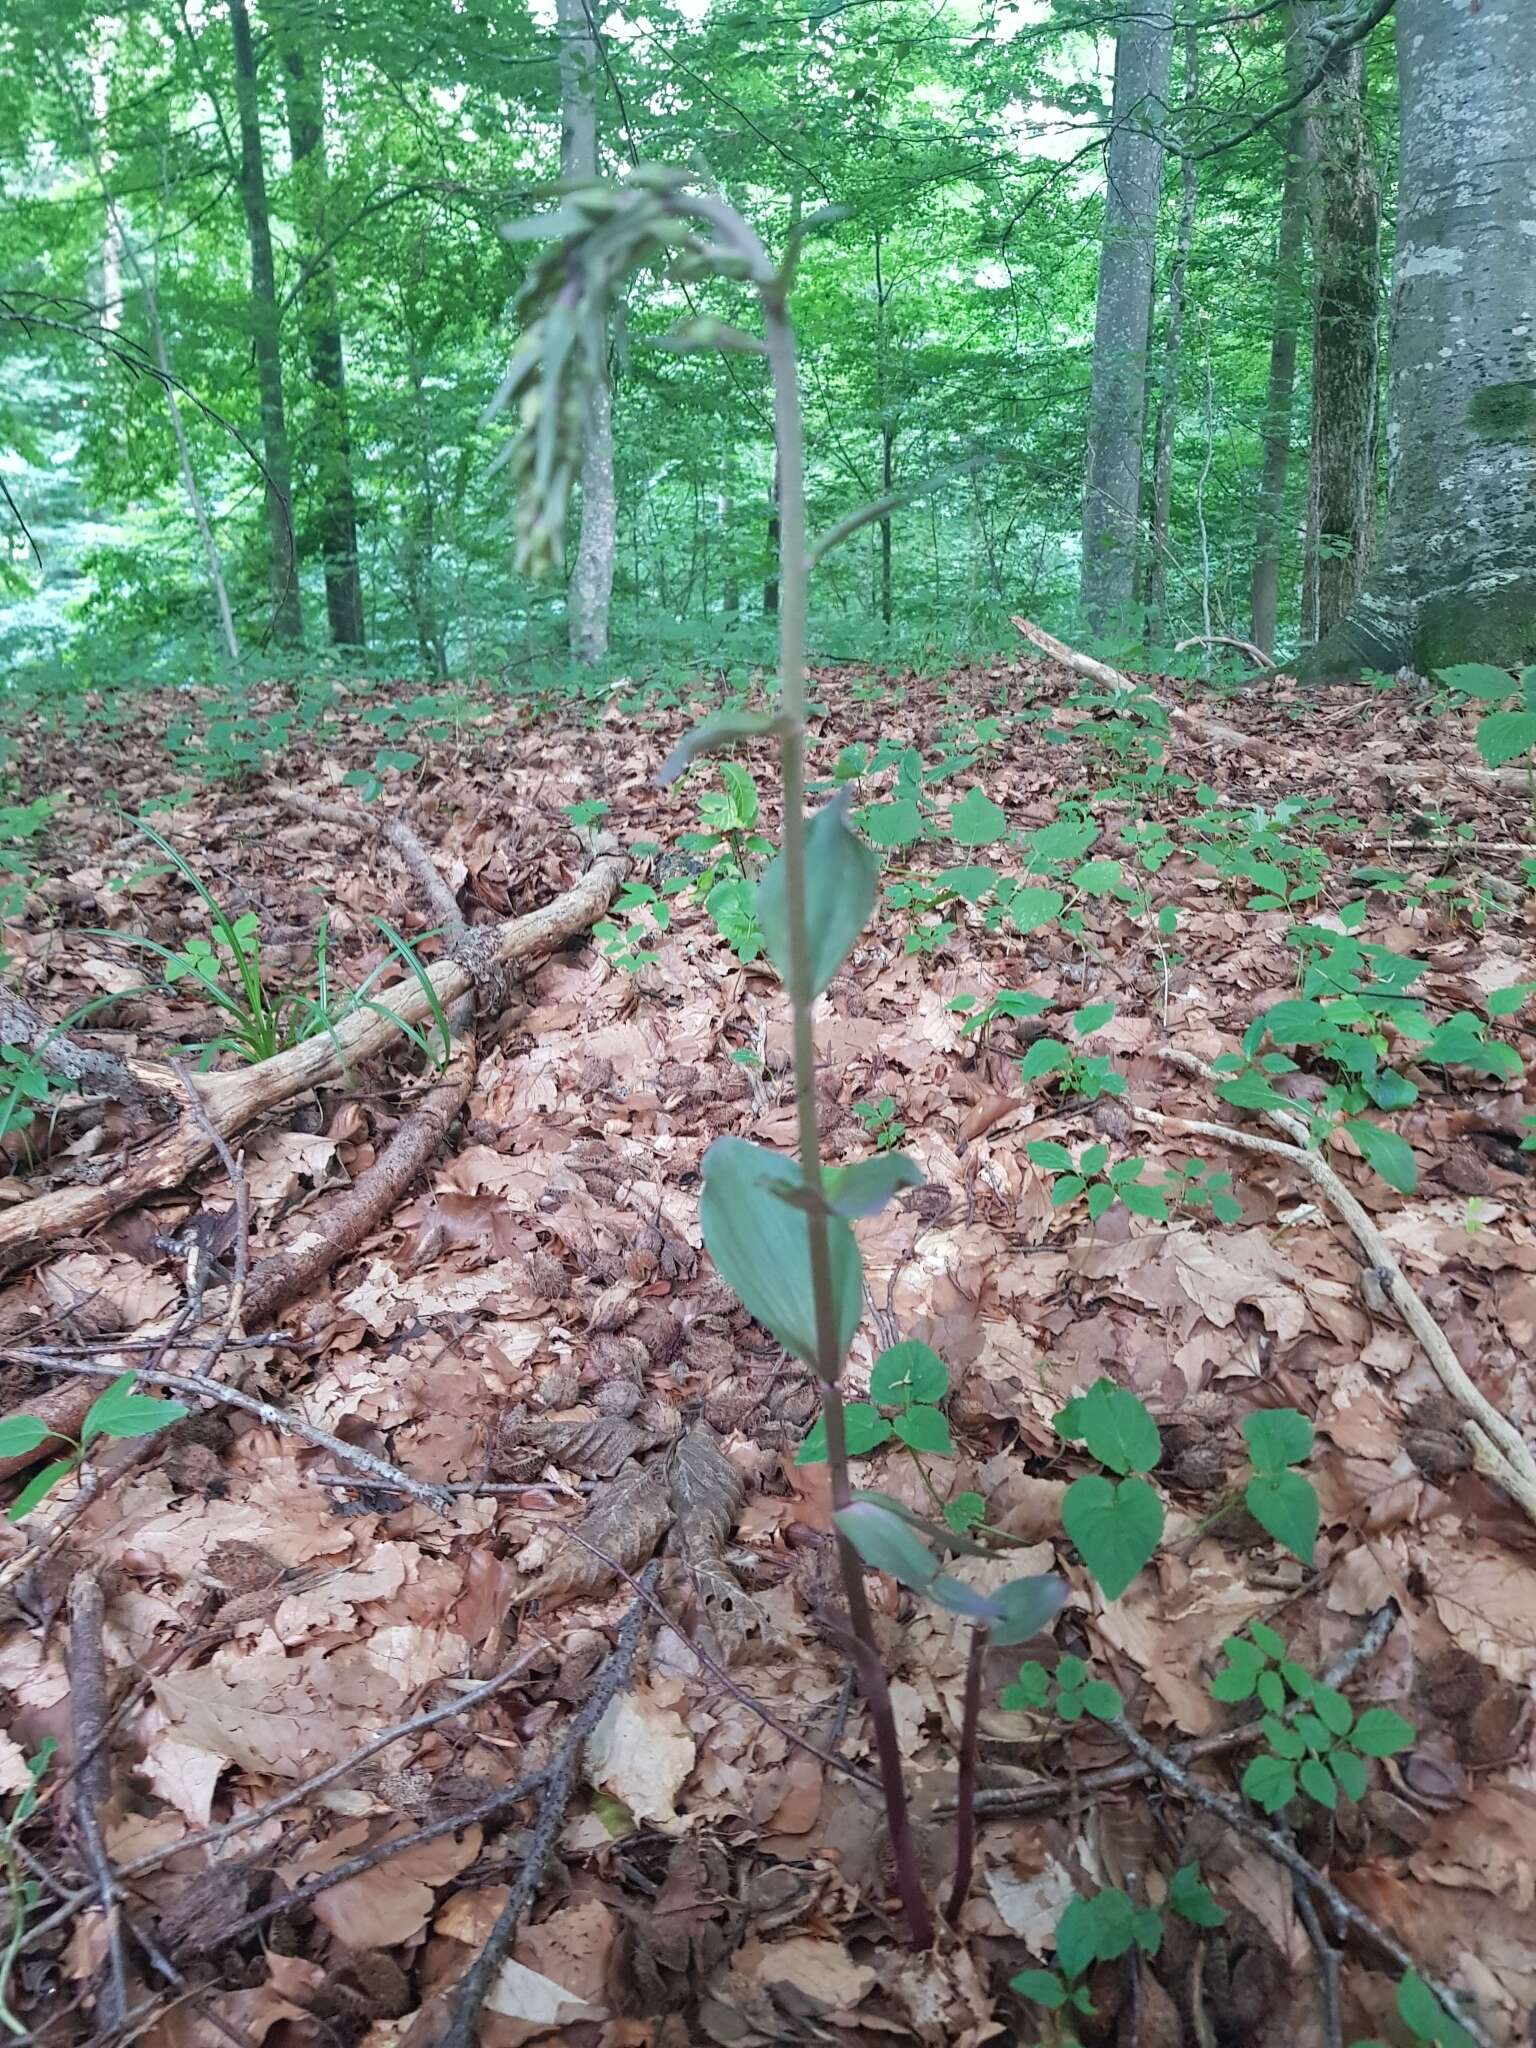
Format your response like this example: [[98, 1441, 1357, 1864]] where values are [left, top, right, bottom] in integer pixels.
[[0, 855, 625, 1275]]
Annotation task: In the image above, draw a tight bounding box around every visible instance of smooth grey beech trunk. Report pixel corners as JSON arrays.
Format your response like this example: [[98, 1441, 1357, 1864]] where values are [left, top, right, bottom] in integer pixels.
[[1080, 12, 1173, 639], [1304, 0, 1536, 676], [557, 0, 616, 667], [1250, 6, 1312, 657], [1301, 0, 1380, 643]]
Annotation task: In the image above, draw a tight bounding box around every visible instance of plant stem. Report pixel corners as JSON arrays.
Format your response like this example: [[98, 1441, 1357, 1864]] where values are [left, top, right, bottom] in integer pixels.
[[760, 284, 934, 1953], [945, 1625, 987, 1925]]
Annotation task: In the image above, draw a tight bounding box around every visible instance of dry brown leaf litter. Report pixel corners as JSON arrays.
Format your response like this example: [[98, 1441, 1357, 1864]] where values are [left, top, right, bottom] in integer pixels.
[[0, 659, 1532, 2045]]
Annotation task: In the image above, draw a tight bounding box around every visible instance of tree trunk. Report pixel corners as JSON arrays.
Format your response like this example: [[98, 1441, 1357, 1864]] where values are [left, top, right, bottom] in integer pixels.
[[228, 0, 302, 647], [404, 341, 446, 678], [763, 452, 780, 617], [279, 11, 365, 649], [556, 0, 615, 666], [1301, 0, 1536, 677], [1079, 12, 1173, 639], [874, 227, 894, 628], [1301, 0, 1380, 643], [1143, 23, 1199, 647], [1249, 8, 1311, 657]]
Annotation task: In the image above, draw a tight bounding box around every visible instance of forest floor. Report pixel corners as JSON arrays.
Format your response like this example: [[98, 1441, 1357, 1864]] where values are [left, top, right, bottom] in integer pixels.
[[0, 650, 1533, 2048]]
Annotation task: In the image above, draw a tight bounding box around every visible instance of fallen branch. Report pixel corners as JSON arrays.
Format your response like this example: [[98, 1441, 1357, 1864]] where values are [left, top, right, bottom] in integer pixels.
[[1174, 632, 1270, 670], [437, 1563, 660, 2048], [1105, 1711, 1496, 2048], [0, 853, 624, 1273], [0, 989, 173, 1114], [1008, 616, 1270, 764], [1140, 1055, 1536, 1522], [16, 1354, 458, 1516], [242, 1036, 474, 1329], [68, 1570, 129, 2034]]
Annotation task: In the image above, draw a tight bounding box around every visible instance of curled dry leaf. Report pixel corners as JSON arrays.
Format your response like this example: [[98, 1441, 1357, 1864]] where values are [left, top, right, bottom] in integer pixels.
[[669, 1425, 761, 1663], [516, 1455, 672, 1605], [526, 1412, 666, 1477]]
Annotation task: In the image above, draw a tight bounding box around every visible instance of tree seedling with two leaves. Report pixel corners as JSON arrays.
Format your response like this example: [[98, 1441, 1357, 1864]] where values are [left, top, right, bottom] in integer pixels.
[[0, 1373, 188, 1521], [1011, 1873, 1223, 2042], [796, 1338, 954, 1464], [1027, 1141, 1168, 1222], [1018, 1002, 1126, 1101], [1210, 1622, 1415, 1814], [1238, 1408, 1319, 1563], [1053, 1379, 1164, 1600]]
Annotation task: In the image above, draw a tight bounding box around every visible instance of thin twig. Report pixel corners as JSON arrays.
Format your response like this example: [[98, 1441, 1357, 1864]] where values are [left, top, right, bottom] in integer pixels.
[[30, 1355, 457, 1517], [1290, 1858, 1343, 2048], [944, 1625, 987, 1926], [1140, 1056, 1536, 1520], [1106, 1712, 1495, 2048], [68, 1571, 129, 2034], [436, 1562, 660, 2048]]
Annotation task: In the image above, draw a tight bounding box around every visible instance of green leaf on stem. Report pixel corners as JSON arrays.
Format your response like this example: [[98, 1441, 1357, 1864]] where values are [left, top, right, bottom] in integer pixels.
[[1244, 1470, 1318, 1563], [1342, 1118, 1417, 1194], [869, 1339, 948, 1407], [757, 795, 878, 999], [1061, 1473, 1163, 1599], [1396, 1969, 1477, 2048], [700, 1137, 862, 1367], [1350, 1707, 1415, 1757], [892, 1404, 953, 1455], [655, 713, 783, 787], [1240, 1751, 1296, 1813], [833, 1498, 937, 1592], [1054, 1378, 1161, 1475], [1168, 1863, 1225, 1928], [986, 1572, 1069, 1646], [949, 786, 1007, 845], [1242, 1408, 1313, 1472], [0, 1415, 52, 1458], [820, 1153, 922, 1217], [794, 1402, 894, 1464], [6, 1456, 80, 1522], [80, 1373, 189, 1445]]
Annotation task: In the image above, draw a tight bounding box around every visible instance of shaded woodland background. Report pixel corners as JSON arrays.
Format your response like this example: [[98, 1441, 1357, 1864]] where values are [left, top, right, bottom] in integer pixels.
[[1, 0, 1419, 685]]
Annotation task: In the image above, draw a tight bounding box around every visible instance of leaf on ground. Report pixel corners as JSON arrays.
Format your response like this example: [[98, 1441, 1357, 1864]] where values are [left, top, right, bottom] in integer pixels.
[[584, 1685, 696, 1827], [670, 1425, 761, 1662], [517, 1457, 672, 1605]]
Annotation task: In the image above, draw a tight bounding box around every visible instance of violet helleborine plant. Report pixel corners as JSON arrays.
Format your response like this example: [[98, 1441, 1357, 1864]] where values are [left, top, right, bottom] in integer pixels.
[[490, 166, 1064, 1948]]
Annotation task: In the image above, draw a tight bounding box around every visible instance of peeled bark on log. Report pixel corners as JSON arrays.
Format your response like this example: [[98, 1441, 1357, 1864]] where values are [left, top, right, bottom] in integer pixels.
[[0, 990, 173, 1112], [0, 855, 625, 1273]]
